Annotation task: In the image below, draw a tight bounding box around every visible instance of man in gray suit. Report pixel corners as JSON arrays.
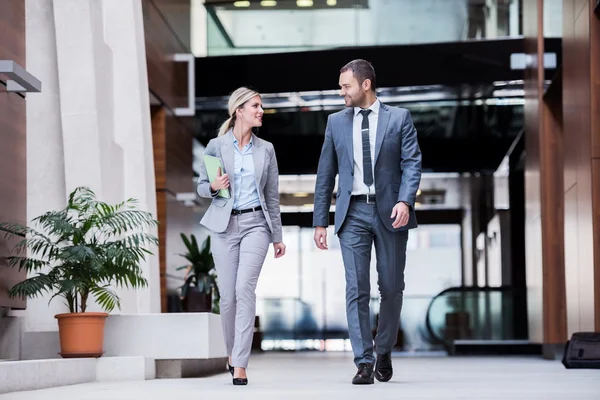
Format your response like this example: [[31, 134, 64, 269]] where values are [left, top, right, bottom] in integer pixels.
[[313, 59, 422, 385]]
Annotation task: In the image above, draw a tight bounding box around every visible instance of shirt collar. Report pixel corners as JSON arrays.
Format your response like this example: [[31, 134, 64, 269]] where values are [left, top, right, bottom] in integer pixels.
[[232, 134, 253, 147], [354, 98, 380, 117]]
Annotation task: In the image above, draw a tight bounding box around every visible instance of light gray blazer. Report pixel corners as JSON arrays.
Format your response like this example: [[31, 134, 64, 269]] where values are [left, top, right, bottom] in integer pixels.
[[313, 103, 422, 234], [197, 130, 283, 243]]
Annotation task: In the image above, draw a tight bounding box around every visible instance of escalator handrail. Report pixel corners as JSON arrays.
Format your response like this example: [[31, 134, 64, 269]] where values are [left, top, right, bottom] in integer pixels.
[[424, 285, 514, 345]]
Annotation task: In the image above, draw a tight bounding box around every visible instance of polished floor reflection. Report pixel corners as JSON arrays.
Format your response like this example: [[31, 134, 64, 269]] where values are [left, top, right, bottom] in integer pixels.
[[3, 352, 599, 399]]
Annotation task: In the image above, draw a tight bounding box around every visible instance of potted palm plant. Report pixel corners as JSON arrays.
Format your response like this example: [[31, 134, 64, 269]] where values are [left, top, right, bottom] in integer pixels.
[[0, 186, 158, 358], [177, 234, 220, 313]]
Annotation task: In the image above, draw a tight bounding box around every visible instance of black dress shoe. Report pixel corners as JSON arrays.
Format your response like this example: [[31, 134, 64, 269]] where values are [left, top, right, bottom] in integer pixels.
[[375, 353, 393, 382], [233, 378, 248, 385], [352, 363, 374, 385], [227, 363, 234, 376]]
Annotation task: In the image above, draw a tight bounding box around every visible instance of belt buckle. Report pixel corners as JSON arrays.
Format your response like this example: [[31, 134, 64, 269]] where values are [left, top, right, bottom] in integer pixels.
[[366, 194, 373, 204]]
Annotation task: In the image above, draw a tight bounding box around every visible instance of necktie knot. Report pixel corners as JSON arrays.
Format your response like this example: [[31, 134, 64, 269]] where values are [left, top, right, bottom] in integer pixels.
[[359, 109, 372, 118]]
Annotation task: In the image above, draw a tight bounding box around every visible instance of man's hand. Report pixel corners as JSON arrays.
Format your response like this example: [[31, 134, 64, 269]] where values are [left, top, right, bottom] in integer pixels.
[[313, 227, 328, 250], [273, 242, 286, 258], [391, 202, 410, 228], [210, 167, 229, 192]]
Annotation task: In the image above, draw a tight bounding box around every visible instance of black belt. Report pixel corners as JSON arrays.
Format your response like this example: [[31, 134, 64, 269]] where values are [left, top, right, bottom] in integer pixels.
[[352, 194, 376, 203], [231, 205, 262, 215]]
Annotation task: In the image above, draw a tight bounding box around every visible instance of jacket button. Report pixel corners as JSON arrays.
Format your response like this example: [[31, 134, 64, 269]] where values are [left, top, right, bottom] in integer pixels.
[[347, 190, 351, 195]]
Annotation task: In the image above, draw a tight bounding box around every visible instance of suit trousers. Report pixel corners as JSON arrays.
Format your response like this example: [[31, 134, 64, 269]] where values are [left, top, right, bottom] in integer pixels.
[[338, 200, 409, 367], [211, 210, 271, 368]]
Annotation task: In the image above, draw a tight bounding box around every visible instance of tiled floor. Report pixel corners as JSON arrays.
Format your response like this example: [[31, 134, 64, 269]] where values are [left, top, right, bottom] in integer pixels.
[[2, 352, 599, 399]]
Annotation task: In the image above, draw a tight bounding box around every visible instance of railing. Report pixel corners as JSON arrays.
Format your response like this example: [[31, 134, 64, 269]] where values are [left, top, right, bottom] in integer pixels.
[[425, 286, 516, 348]]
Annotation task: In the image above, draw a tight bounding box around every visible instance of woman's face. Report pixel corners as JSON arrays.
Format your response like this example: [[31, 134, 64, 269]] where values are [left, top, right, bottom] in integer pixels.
[[236, 95, 264, 128]]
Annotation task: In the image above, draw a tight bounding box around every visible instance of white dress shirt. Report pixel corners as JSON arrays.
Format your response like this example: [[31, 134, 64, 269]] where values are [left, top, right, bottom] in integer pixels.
[[351, 98, 380, 195]]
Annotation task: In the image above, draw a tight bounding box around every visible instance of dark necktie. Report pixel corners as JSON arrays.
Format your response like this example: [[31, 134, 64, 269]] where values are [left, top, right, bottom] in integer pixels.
[[359, 109, 373, 187]]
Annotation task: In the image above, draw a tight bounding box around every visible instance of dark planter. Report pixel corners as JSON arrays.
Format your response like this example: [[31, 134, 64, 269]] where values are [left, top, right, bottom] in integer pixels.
[[183, 286, 212, 312]]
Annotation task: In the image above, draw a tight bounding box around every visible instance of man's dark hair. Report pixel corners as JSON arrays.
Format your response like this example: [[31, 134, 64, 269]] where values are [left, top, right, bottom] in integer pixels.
[[340, 59, 376, 91]]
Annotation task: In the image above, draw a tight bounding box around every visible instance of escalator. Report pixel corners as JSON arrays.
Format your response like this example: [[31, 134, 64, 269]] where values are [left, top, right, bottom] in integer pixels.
[[424, 286, 539, 355]]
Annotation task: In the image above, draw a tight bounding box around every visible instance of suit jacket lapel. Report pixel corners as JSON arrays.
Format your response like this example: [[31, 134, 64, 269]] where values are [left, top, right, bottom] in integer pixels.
[[252, 134, 265, 187], [374, 103, 390, 164], [222, 131, 235, 194], [344, 108, 354, 165]]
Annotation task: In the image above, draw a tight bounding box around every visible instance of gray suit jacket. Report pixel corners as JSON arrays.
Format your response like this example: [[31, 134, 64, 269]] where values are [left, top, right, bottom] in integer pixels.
[[313, 103, 422, 234], [197, 130, 283, 243]]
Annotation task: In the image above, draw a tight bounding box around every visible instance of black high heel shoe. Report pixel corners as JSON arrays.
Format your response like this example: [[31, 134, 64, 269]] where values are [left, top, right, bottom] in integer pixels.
[[233, 377, 248, 385], [227, 363, 234, 376], [232, 367, 248, 385]]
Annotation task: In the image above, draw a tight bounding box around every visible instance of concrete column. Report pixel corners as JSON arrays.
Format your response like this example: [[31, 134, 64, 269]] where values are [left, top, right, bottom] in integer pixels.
[[18, 0, 159, 334]]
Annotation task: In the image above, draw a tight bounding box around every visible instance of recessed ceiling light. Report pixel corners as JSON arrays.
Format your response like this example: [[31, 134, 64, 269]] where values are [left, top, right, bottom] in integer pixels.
[[233, 1, 250, 7], [261, 0, 277, 6], [297, 0, 313, 7], [327, 0, 337, 5]]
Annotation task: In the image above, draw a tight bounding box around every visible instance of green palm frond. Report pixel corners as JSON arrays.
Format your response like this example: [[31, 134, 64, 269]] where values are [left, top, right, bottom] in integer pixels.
[[99, 210, 157, 236], [4, 256, 49, 272], [8, 274, 55, 300], [0, 222, 30, 239], [90, 286, 120, 313], [14, 237, 60, 259], [32, 211, 74, 241], [59, 245, 96, 262]]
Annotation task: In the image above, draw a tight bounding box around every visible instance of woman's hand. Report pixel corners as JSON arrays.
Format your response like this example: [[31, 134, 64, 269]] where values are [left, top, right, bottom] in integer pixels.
[[273, 242, 286, 258], [210, 167, 230, 192]]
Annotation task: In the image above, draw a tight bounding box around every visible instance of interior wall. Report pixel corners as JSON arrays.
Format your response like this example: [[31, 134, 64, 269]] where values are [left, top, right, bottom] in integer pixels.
[[523, 0, 567, 347], [0, 0, 27, 310], [562, 0, 600, 334]]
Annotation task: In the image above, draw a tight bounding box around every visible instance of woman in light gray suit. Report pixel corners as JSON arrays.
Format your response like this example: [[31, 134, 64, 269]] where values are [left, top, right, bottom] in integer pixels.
[[197, 87, 286, 386]]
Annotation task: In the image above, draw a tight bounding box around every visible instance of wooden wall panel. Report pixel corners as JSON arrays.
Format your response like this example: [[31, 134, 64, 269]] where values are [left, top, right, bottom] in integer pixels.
[[0, 0, 26, 309], [593, 159, 600, 331], [156, 190, 168, 313], [564, 185, 580, 334], [151, 107, 167, 190], [563, 0, 599, 334], [523, 0, 568, 346], [592, 3, 600, 159], [151, 105, 194, 312], [145, 0, 196, 312], [142, 0, 188, 111], [591, 2, 600, 331], [0, 0, 25, 66], [165, 115, 194, 195], [523, 0, 545, 344], [540, 97, 567, 343]]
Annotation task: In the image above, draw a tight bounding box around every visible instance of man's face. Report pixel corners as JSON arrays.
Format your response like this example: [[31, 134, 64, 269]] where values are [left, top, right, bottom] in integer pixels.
[[339, 70, 366, 108]]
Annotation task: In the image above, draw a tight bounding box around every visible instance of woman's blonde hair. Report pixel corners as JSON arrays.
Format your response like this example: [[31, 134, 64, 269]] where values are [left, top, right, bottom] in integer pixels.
[[218, 87, 261, 137]]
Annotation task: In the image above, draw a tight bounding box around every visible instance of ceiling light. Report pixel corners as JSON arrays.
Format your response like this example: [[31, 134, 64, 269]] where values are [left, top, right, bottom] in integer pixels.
[[261, 0, 277, 5], [233, 1, 250, 7], [293, 192, 310, 197], [297, 0, 313, 7], [327, 0, 337, 5]]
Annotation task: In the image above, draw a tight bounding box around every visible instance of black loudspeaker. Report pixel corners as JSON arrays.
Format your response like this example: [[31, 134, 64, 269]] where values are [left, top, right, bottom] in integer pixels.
[[562, 332, 600, 369]]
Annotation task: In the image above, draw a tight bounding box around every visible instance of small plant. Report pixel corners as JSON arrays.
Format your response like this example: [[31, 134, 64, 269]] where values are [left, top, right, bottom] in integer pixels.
[[177, 234, 220, 313], [0, 186, 158, 313]]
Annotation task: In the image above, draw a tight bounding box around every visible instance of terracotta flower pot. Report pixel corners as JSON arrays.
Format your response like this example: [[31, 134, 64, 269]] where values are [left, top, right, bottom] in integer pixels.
[[55, 312, 108, 358]]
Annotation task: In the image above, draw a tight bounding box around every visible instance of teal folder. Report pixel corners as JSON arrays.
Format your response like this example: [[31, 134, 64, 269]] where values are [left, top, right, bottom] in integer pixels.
[[203, 154, 231, 198]]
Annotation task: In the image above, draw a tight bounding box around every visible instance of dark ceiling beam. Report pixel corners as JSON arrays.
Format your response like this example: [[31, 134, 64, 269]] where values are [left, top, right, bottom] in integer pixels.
[[195, 38, 561, 97]]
